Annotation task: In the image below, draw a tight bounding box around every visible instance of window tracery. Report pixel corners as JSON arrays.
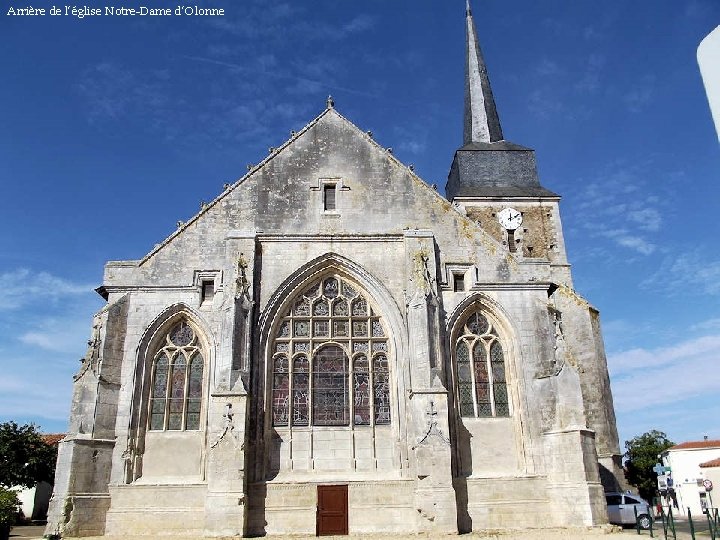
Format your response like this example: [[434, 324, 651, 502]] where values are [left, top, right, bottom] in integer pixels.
[[270, 275, 391, 427], [149, 320, 204, 430], [455, 310, 509, 418]]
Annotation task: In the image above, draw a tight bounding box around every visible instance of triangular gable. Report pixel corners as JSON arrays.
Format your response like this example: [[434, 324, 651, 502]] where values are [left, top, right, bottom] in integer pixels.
[[138, 105, 508, 270]]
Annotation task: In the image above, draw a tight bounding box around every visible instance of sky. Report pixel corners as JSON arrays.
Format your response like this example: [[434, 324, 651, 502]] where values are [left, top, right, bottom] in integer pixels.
[[1, 0, 719, 452]]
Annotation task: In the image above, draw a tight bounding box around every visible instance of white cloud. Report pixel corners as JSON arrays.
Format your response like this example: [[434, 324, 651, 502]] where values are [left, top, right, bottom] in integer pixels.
[[609, 335, 720, 375], [567, 163, 673, 256], [627, 208, 661, 232], [643, 251, 720, 296], [536, 58, 561, 77], [527, 87, 565, 118], [16, 311, 94, 355], [609, 334, 720, 413], [691, 318, 720, 331], [623, 85, 653, 113], [0, 269, 94, 310], [342, 14, 375, 34], [0, 353, 79, 425], [597, 228, 656, 255]]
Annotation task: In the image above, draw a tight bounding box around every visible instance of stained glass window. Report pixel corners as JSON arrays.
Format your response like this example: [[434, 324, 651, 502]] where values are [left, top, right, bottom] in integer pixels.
[[373, 354, 390, 424], [292, 356, 310, 426], [272, 355, 290, 426], [186, 355, 203, 429], [455, 309, 510, 418], [148, 320, 205, 430], [353, 355, 370, 425], [150, 355, 169, 430], [270, 274, 391, 427], [313, 345, 349, 425]]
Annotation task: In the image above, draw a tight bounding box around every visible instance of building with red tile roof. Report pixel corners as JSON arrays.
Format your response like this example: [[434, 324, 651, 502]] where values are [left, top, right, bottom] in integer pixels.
[[661, 438, 720, 516], [41, 434, 65, 446]]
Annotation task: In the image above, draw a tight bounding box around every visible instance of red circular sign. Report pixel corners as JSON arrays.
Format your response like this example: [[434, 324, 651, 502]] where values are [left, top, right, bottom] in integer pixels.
[[704, 479, 713, 491]]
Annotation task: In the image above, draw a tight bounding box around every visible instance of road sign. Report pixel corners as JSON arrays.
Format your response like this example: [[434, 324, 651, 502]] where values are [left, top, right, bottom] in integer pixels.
[[704, 479, 713, 491]]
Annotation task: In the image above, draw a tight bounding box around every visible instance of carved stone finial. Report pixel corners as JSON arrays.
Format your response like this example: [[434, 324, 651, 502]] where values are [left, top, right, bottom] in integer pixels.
[[268, 147, 275, 153], [176, 220, 184, 228], [223, 183, 231, 190], [246, 164, 254, 171], [74, 316, 103, 381], [326, 95, 335, 108], [366, 130, 373, 138], [235, 253, 251, 300], [412, 247, 435, 295], [414, 400, 450, 448], [387, 147, 393, 154], [200, 201, 207, 210], [210, 403, 243, 450], [409, 164, 415, 171]]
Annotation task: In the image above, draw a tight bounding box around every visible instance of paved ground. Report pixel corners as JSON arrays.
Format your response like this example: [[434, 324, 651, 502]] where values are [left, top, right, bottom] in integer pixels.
[[6, 523, 709, 540]]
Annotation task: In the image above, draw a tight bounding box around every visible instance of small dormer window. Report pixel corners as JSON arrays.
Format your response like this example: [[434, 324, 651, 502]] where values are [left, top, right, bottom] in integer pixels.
[[201, 280, 215, 304], [323, 184, 337, 211], [453, 273, 466, 292]]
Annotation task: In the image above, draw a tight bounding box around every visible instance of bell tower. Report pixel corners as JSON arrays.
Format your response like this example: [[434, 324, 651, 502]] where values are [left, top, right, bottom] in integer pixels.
[[447, 1, 570, 281]]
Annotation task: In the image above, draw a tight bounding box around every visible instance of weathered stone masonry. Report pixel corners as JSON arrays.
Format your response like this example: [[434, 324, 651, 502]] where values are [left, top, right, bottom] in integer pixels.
[[46, 4, 625, 537]]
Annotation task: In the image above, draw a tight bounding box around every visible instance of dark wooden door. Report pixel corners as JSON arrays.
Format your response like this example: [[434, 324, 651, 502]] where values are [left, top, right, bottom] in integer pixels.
[[316, 484, 348, 536]]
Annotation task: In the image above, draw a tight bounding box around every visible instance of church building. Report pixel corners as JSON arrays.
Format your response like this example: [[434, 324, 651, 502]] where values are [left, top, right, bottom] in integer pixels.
[[47, 3, 625, 537]]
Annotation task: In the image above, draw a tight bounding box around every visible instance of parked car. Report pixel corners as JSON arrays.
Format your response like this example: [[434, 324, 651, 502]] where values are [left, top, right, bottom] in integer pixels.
[[605, 491, 652, 529]]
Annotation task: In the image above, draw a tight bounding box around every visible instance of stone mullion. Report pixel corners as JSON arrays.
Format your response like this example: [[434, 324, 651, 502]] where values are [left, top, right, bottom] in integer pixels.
[[485, 340, 496, 417], [163, 349, 175, 430]]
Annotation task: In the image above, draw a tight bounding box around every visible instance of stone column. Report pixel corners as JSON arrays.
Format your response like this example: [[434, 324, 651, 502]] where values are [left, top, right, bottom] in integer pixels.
[[403, 230, 457, 534], [46, 296, 128, 537], [203, 242, 255, 535]]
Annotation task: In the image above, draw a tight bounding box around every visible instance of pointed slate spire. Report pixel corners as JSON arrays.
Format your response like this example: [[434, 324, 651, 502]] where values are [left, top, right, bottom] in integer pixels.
[[464, 0, 503, 144], [446, 2, 557, 201]]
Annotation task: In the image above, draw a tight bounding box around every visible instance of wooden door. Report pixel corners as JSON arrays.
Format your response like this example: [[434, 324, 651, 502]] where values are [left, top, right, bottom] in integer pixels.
[[316, 484, 348, 536]]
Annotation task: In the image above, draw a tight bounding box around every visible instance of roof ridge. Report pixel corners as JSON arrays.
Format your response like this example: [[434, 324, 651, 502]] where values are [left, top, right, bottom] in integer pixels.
[[670, 439, 720, 450], [139, 107, 334, 266]]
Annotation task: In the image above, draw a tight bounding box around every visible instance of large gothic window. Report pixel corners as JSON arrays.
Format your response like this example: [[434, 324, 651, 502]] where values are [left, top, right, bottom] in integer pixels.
[[149, 321, 205, 431], [455, 310, 509, 418], [271, 275, 391, 427]]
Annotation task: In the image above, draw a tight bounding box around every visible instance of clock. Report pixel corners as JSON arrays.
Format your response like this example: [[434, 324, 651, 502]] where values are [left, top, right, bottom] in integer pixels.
[[498, 208, 522, 230]]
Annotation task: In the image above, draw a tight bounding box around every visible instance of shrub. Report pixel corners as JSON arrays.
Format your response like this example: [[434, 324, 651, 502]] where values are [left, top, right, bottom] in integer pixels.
[[0, 487, 19, 528]]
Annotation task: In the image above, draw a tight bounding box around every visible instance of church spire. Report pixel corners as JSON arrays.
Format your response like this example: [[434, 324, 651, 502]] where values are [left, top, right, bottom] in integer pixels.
[[464, 0, 503, 144]]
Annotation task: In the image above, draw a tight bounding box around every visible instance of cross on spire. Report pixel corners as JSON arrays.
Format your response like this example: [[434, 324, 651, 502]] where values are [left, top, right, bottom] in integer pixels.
[[464, 0, 503, 144]]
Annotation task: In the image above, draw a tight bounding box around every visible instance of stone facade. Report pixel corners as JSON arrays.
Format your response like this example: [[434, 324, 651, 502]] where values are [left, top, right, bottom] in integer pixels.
[[46, 5, 624, 537]]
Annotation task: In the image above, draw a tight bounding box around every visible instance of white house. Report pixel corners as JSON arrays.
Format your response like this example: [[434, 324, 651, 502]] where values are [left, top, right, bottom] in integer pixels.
[[661, 439, 720, 516]]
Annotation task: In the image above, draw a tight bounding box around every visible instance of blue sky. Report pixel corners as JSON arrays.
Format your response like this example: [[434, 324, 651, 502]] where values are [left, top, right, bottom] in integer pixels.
[[1, 0, 719, 451]]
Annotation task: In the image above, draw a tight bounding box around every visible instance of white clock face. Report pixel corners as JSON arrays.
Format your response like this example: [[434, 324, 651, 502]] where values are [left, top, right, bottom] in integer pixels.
[[498, 208, 523, 230]]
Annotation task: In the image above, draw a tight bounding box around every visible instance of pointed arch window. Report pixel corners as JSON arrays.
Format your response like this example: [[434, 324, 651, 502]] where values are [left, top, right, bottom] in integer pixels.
[[270, 275, 391, 427], [455, 310, 509, 418], [149, 321, 205, 431]]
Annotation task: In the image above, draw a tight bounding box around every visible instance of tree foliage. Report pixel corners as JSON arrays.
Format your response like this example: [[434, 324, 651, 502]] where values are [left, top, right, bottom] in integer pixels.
[[0, 422, 58, 488], [624, 429, 674, 502], [0, 486, 20, 527]]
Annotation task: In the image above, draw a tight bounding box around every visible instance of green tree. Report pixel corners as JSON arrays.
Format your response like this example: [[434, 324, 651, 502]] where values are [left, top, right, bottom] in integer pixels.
[[0, 422, 57, 488], [624, 429, 674, 502]]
